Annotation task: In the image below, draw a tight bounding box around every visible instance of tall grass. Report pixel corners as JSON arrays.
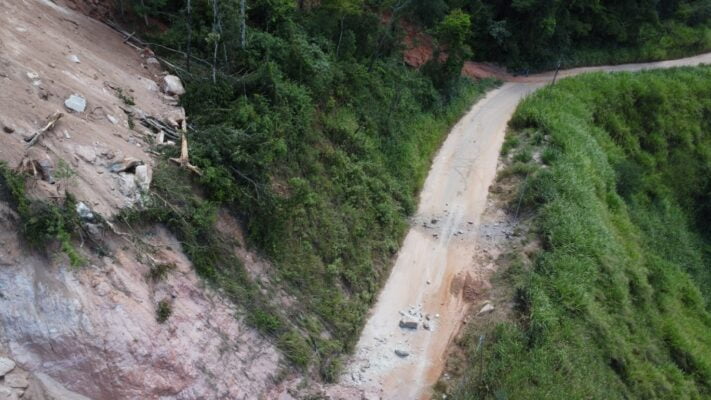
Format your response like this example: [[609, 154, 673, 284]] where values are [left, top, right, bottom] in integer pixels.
[[453, 67, 711, 399]]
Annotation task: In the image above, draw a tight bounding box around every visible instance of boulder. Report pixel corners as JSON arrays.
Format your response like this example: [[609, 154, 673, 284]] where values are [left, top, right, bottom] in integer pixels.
[[0, 385, 18, 400], [477, 302, 495, 316], [75, 202, 94, 222], [64, 94, 86, 113], [399, 317, 418, 330], [161, 75, 185, 96], [0, 357, 16, 377], [394, 349, 410, 358], [4, 370, 29, 389], [134, 165, 151, 192], [75, 145, 96, 164]]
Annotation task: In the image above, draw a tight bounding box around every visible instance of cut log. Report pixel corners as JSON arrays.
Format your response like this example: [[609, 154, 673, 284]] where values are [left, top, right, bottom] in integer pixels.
[[169, 120, 201, 175]]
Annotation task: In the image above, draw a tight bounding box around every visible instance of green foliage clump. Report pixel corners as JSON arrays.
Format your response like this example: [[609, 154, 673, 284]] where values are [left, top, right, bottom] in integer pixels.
[[415, 0, 711, 70], [0, 163, 83, 266], [453, 67, 711, 399], [156, 299, 172, 323]]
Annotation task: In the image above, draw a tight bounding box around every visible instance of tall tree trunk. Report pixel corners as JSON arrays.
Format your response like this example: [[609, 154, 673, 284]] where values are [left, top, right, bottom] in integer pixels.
[[186, 0, 192, 71], [336, 17, 344, 58], [141, 0, 148, 26], [211, 0, 219, 83], [240, 0, 247, 48]]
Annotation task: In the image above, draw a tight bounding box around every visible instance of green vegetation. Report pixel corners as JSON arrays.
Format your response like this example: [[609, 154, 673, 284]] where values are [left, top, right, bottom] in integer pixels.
[[117, 0, 497, 374], [414, 0, 711, 69], [453, 67, 711, 399], [0, 163, 84, 266], [156, 299, 173, 323]]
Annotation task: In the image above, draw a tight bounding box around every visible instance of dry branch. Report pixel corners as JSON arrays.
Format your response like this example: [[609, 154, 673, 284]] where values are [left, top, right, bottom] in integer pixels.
[[25, 112, 63, 148], [169, 121, 202, 175]]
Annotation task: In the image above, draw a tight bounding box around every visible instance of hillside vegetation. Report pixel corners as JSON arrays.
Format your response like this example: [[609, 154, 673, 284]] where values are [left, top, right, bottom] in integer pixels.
[[114, 0, 710, 378], [454, 67, 711, 398], [114, 0, 496, 375], [409, 0, 711, 70]]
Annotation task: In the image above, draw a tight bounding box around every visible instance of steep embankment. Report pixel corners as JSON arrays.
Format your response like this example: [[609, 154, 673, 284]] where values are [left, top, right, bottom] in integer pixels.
[[451, 67, 711, 399], [0, 1, 282, 398]]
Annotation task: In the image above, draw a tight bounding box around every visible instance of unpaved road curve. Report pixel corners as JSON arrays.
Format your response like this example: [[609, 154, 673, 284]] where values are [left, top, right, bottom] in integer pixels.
[[337, 52, 711, 400]]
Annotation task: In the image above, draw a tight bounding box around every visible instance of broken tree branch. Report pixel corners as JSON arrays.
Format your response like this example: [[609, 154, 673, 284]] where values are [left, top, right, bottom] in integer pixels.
[[169, 120, 202, 176], [25, 112, 63, 148]]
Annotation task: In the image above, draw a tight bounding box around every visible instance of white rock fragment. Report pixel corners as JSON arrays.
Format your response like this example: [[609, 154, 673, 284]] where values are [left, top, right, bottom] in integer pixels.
[[75, 145, 96, 164], [4, 370, 29, 388], [68, 54, 81, 63], [161, 75, 186, 96], [106, 115, 118, 125], [64, 94, 86, 113], [134, 164, 151, 191], [76, 202, 94, 221], [0, 357, 16, 376], [478, 302, 495, 316]]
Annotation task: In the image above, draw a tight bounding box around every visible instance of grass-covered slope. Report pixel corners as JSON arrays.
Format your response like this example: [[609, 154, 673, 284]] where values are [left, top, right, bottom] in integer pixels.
[[454, 67, 711, 399]]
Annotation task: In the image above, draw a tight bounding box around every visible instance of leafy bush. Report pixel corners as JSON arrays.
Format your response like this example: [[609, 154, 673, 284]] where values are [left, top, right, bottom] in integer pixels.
[[0, 163, 83, 266]]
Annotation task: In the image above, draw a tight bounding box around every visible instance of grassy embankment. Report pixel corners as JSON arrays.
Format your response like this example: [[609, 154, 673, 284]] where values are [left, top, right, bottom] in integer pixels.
[[453, 67, 711, 399]]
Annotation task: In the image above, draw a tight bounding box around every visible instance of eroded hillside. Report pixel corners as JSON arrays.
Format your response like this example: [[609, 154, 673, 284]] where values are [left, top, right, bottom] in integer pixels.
[[0, 1, 283, 398]]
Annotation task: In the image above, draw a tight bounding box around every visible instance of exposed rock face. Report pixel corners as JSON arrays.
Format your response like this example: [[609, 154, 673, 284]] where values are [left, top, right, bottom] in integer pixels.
[[0, 204, 282, 399]]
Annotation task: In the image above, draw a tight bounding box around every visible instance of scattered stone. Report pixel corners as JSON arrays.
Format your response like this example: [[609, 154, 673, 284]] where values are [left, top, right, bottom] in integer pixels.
[[399, 317, 418, 330], [109, 157, 142, 173], [3, 125, 14, 134], [146, 57, 160, 65], [26, 71, 39, 80], [134, 164, 151, 191], [478, 302, 495, 316], [64, 94, 86, 113], [4, 370, 29, 389], [431, 218, 438, 224], [394, 349, 410, 358], [63, 130, 71, 139], [457, 230, 464, 235], [161, 75, 186, 96], [423, 321, 431, 330], [68, 54, 81, 63], [433, 233, 439, 238], [117, 172, 137, 197], [106, 115, 118, 125], [0, 386, 17, 400], [76, 202, 94, 221], [426, 280, 431, 285], [75, 145, 96, 164], [0, 357, 16, 377]]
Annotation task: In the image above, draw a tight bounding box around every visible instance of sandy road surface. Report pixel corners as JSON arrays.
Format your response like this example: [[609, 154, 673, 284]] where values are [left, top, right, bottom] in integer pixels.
[[338, 52, 711, 399]]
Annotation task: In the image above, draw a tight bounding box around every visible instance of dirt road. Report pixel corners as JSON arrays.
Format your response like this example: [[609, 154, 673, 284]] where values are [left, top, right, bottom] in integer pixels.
[[338, 52, 711, 399]]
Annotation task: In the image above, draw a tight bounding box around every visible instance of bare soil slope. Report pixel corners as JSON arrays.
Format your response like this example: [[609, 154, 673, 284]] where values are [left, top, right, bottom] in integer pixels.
[[0, 1, 282, 398]]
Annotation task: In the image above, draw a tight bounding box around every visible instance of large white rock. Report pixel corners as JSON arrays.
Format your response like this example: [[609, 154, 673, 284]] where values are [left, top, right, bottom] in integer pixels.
[[64, 94, 86, 113], [134, 165, 151, 191], [161, 75, 185, 96], [0, 357, 16, 377]]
